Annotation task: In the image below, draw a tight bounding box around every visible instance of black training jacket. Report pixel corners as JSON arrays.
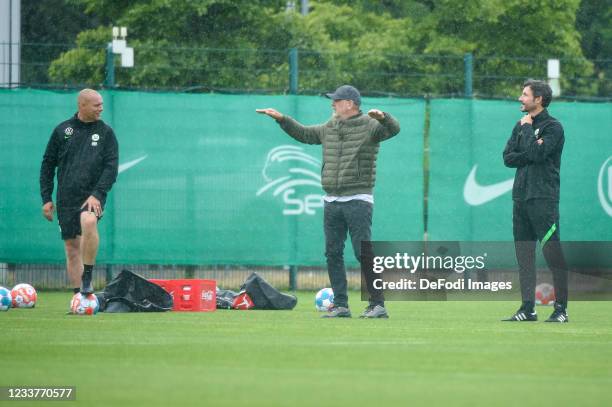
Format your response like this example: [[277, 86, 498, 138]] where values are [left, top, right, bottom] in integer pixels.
[[40, 114, 119, 208], [502, 109, 564, 202]]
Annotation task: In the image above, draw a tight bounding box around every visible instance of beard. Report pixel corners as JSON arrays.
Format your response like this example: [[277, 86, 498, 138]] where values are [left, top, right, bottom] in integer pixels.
[[521, 102, 536, 112]]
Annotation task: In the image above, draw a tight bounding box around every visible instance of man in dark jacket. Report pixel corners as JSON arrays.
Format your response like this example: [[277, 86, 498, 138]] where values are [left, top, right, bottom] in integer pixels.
[[257, 85, 400, 318], [40, 89, 119, 295], [503, 79, 569, 323]]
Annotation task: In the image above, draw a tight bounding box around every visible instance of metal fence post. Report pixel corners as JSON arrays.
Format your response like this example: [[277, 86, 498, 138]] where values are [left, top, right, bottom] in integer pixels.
[[105, 264, 113, 284], [105, 43, 115, 88], [464, 52, 473, 97], [289, 48, 298, 94], [289, 265, 297, 291]]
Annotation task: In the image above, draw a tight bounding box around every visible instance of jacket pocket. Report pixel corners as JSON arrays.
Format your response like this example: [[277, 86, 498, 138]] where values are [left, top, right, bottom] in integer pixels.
[[320, 163, 328, 187]]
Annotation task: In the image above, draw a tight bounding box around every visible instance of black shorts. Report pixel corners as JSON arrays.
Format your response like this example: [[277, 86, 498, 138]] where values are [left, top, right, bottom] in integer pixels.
[[57, 206, 102, 240]]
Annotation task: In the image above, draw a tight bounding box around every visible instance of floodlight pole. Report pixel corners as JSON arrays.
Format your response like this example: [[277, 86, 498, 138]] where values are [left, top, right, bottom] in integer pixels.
[[105, 43, 115, 88], [104, 26, 134, 88], [289, 265, 297, 291]]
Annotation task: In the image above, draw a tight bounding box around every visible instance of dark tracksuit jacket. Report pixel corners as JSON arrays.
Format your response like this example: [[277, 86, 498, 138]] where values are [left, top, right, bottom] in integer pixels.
[[503, 109, 564, 203], [503, 109, 564, 242], [40, 114, 119, 209]]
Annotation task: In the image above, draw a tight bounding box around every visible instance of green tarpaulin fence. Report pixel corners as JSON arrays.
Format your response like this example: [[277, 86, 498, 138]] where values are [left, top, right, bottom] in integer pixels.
[[1, 89, 610, 265], [0, 89, 424, 265], [428, 99, 612, 241]]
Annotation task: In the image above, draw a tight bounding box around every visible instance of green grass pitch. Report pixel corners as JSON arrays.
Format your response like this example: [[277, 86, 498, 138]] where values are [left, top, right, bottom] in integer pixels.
[[2, 292, 612, 407]]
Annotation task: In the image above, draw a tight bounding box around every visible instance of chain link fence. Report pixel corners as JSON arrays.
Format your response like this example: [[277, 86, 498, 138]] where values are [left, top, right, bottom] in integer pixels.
[[2, 42, 611, 100]]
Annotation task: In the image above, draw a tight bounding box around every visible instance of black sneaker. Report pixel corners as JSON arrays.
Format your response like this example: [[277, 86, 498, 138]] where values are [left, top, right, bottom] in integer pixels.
[[360, 304, 389, 319], [502, 308, 537, 321], [80, 272, 94, 295], [321, 306, 351, 318], [545, 303, 569, 323]]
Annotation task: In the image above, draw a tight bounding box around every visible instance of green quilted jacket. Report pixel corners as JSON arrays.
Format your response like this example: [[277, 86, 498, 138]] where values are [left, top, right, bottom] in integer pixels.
[[278, 111, 400, 196]]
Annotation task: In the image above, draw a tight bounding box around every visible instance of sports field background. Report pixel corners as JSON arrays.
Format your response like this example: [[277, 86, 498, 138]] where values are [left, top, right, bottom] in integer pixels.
[[3, 292, 612, 407]]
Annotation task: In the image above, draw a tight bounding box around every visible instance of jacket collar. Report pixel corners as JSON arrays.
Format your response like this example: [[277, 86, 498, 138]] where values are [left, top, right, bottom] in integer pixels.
[[73, 112, 98, 126], [532, 109, 550, 125], [335, 111, 363, 124]]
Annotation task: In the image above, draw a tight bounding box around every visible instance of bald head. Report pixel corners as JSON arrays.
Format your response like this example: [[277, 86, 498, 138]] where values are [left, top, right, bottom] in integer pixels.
[[77, 88, 103, 122]]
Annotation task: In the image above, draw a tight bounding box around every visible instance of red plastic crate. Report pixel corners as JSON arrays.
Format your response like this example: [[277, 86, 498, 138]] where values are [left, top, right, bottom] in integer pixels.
[[149, 279, 216, 312]]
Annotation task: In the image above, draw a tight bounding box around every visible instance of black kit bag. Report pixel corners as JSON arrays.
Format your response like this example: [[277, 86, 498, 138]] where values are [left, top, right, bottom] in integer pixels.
[[240, 272, 297, 310], [100, 269, 173, 312]]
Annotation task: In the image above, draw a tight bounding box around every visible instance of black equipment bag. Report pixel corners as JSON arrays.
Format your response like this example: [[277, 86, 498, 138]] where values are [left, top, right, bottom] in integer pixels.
[[100, 269, 173, 312], [240, 272, 297, 310]]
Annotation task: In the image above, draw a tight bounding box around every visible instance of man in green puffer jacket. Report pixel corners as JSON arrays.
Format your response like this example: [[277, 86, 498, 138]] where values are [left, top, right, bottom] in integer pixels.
[[257, 85, 400, 319]]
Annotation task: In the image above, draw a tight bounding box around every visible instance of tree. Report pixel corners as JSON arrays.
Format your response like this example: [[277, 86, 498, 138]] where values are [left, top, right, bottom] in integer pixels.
[[21, 0, 98, 85], [44, 0, 599, 98], [576, 0, 612, 96], [48, 0, 291, 90]]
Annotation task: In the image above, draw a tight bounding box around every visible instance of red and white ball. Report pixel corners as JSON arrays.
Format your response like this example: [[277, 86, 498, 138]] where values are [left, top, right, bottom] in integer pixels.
[[11, 283, 37, 308], [70, 293, 99, 315], [535, 283, 555, 305]]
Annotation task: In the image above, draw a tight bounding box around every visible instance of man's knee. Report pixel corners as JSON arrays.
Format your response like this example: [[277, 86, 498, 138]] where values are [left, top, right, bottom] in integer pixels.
[[80, 212, 98, 231]]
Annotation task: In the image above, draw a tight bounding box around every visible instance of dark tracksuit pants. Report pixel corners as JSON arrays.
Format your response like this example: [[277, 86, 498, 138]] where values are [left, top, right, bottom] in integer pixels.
[[513, 199, 569, 307], [324, 200, 383, 308]]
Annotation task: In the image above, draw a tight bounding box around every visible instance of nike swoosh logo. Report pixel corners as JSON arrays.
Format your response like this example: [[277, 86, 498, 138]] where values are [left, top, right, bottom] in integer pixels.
[[463, 165, 514, 206], [118, 155, 148, 174]]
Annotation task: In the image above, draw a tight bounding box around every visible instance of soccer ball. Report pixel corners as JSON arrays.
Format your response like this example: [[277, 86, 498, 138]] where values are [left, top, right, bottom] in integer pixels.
[[0, 286, 11, 311], [315, 288, 334, 311], [11, 283, 37, 308], [536, 283, 555, 305], [70, 293, 99, 315]]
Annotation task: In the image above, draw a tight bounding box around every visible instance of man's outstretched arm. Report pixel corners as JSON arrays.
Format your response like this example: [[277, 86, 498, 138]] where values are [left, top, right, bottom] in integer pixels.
[[257, 108, 323, 145]]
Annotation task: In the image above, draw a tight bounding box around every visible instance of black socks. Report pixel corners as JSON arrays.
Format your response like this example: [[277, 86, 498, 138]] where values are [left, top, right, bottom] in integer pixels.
[[83, 264, 94, 279]]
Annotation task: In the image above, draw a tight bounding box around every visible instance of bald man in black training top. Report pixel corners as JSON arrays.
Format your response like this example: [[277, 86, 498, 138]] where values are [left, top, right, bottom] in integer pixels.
[[40, 89, 119, 297]]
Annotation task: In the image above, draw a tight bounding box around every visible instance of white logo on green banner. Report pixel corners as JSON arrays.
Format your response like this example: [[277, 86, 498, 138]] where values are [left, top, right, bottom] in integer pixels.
[[256, 145, 323, 215], [463, 165, 514, 206], [598, 156, 612, 217], [118, 155, 148, 174]]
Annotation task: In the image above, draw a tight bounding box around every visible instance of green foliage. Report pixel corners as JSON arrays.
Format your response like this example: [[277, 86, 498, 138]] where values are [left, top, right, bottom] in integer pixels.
[[20, 0, 98, 85], [48, 26, 110, 86], [576, 0, 612, 96], [43, 0, 604, 97]]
